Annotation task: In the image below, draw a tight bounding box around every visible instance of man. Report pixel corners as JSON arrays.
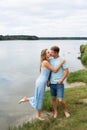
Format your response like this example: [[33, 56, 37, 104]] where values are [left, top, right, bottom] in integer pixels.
[[49, 46, 70, 118]]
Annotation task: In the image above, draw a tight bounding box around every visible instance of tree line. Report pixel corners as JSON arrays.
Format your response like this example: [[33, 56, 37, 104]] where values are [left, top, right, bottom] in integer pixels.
[[0, 35, 39, 40], [0, 35, 87, 40]]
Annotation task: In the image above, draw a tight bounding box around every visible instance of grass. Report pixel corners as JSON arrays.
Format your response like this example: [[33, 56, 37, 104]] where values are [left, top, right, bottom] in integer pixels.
[[67, 69, 87, 84], [9, 85, 87, 130], [80, 44, 87, 66]]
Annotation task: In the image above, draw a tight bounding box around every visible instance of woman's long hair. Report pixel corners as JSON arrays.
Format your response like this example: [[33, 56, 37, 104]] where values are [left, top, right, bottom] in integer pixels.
[[40, 49, 47, 72]]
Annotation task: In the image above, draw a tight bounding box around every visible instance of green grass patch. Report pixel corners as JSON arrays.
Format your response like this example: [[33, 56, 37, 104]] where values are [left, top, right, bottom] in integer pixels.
[[9, 85, 87, 130], [67, 69, 87, 84], [80, 44, 87, 66]]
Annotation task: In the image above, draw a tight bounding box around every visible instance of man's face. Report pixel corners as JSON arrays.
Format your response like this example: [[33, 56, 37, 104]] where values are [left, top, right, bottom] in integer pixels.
[[50, 50, 57, 57]]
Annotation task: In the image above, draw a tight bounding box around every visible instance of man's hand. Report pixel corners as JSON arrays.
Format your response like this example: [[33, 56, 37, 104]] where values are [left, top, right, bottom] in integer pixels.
[[58, 68, 69, 84], [47, 81, 50, 87], [57, 79, 63, 84]]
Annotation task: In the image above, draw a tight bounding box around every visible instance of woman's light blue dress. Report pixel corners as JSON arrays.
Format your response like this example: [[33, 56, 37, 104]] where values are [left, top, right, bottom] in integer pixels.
[[29, 68, 50, 110]]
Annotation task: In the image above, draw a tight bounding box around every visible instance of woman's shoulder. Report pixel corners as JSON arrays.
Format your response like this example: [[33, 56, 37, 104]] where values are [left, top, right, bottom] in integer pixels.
[[42, 60, 48, 64], [42, 60, 48, 67], [41, 60, 49, 67]]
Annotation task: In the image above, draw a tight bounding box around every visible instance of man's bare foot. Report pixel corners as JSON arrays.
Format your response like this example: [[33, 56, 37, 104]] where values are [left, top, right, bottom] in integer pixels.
[[19, 97, 27, 104], [36, 116, 45, 121], [64, 111, 70, 118], [54, 111, 58, 118]]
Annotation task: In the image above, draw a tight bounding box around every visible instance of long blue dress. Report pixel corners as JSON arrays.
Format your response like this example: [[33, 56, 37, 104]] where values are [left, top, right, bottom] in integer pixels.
[[28, 68, 50, 110]]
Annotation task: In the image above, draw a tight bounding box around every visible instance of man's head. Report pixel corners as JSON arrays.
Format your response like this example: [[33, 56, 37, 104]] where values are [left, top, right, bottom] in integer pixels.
[[50, 46, 60, 58]]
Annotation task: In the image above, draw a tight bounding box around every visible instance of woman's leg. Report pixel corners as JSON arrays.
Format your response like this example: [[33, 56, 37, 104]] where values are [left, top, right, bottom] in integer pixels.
[[19, 97, 29, 104], [36, 110, 45, 120]]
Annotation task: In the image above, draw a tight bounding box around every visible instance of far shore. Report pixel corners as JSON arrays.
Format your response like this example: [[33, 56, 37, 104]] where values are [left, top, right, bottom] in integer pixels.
[[1, 35, 87, 40]]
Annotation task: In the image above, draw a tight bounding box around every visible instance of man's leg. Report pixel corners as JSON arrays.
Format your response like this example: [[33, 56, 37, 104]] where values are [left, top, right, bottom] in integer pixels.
[[50, 84, 58, 118], [57, 84, 70, 118], [58, 98, 70, 118], [52, 97, 58, 118]]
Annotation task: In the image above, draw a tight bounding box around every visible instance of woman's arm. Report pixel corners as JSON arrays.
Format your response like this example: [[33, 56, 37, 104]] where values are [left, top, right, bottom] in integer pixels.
[[43, 59, 65, 72]]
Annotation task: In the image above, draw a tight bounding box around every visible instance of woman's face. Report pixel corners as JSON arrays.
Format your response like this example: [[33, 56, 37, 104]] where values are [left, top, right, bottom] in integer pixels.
[[46, 50, 51, 59]]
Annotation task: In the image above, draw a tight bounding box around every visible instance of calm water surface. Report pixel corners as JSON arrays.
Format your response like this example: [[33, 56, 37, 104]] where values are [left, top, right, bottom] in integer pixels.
[[0, 40, 87, 130]]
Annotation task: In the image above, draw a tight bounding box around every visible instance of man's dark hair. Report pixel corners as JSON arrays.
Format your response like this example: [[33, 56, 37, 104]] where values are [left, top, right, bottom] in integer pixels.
[[50, 46, 60, 53]]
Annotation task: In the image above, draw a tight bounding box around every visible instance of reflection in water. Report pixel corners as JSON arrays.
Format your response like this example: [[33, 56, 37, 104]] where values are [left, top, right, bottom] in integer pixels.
[[0, 40, 86, 130]]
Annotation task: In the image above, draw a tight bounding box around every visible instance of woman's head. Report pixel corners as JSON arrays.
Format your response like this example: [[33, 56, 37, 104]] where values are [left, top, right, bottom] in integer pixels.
[[40, 49, 50, 63]]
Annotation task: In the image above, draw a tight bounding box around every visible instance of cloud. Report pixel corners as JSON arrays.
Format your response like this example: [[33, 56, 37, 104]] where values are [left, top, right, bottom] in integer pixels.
[[0, 0, 87, 36]]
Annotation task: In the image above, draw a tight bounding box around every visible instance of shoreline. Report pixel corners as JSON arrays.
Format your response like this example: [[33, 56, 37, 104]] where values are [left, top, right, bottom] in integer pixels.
[[12, 82, 86, 128], [12, 112, 36, 128], [12, 111, 53, 128], [65, 82, 86, 88]]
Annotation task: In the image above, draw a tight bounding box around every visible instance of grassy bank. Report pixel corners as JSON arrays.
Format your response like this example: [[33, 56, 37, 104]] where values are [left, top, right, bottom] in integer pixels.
[[67, 69, 87, 84], [9, 84, 87, 130]]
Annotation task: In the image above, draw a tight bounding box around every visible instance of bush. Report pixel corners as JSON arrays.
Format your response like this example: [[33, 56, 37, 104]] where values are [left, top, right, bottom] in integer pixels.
[[81, 49, 87, 65], [80, 44, 87, 66], [80, 45, 87, 53]]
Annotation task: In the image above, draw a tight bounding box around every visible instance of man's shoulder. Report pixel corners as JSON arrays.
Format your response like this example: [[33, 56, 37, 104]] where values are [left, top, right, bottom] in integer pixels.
[[57, 56, 64, 59], [55, 56, 64, 61]]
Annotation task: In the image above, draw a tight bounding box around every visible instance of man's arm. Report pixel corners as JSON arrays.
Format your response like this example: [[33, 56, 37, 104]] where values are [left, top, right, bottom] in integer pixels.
[[58, 68, 69, 84]]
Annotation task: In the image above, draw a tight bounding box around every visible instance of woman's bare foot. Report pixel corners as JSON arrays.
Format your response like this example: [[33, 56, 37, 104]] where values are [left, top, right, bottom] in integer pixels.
[[19, 97, 28, 104], [64, 111, 70, 118], [36, 116, 45, 121]]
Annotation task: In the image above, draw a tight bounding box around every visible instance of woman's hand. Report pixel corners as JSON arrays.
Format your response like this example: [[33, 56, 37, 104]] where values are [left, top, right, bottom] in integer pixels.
[[60, 59, 66, 64]]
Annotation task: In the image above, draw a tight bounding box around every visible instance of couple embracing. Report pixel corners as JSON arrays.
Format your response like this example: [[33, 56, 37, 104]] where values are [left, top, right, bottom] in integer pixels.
[[19, 45, 70, 120]]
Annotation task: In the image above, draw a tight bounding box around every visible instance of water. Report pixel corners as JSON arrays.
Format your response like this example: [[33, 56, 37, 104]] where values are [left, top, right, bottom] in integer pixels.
[[0, 40, 87, 130]]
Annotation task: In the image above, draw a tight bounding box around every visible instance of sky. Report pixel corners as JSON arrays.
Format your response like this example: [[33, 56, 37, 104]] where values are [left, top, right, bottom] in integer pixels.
[[0, 0, 87, 37]]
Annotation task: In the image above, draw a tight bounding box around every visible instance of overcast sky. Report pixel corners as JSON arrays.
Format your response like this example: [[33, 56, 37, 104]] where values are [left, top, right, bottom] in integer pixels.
[[0, 0, 87, 37]]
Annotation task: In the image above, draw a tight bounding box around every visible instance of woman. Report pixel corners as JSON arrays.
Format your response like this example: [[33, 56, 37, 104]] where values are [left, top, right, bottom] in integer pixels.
[[19, 49, 65, 120]]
